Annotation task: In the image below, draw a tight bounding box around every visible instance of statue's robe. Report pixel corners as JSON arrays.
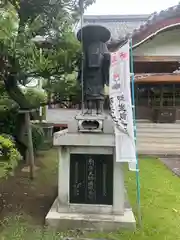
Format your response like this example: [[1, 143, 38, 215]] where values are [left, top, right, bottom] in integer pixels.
[[78, 41, 110, 102]]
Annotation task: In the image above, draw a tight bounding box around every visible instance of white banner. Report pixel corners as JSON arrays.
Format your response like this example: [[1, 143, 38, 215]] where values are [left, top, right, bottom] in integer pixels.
[[109, 41, 137, 171]]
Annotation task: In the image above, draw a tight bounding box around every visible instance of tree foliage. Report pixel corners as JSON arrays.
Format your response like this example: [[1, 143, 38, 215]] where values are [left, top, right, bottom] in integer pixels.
[[0, 0, 95, 123], [0, 0, 94, 109], [44, 72, 81, 104], [6, 0, 95, 25], [0, 0, 95, 174]]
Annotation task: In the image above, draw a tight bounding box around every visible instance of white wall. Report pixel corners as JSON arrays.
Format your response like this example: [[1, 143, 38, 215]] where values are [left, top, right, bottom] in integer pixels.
[[133, 28, 180, 56]]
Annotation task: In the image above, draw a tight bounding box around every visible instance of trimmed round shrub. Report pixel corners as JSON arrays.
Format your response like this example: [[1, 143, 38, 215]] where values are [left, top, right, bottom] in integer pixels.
[[22, 87, 48, 108]]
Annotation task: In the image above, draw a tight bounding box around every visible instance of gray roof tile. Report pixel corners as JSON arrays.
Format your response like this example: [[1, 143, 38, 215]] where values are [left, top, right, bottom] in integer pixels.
[[83, 15, 149, 40], [76, 3, 180, 47]]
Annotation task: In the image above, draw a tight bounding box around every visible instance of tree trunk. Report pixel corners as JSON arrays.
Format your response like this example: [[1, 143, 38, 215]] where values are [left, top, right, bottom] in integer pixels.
[[25, 111, 35, 179]]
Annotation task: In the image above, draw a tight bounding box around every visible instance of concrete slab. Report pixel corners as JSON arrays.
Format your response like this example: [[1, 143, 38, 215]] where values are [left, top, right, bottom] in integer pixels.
[[160, 157, 180, 177], [45, 198, 136, 232], [53, 132, 115, 147]]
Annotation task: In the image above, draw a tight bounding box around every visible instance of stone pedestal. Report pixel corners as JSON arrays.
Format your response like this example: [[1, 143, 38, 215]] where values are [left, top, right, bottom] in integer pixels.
[[46, 114, 136, 231]]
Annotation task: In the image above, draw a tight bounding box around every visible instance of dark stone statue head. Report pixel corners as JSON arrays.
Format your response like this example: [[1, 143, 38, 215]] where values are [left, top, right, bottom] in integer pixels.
[[77, 25, 111, 114]]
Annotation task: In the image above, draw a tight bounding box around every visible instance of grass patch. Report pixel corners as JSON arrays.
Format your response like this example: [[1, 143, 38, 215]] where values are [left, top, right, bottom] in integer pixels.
[[88, 158, 180, 239], [0, 152, 180, 239]]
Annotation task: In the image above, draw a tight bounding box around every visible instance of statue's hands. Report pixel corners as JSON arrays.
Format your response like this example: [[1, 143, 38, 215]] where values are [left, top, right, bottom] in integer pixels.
[[104, 84, 109, 96], [105, 81, 109, 87]]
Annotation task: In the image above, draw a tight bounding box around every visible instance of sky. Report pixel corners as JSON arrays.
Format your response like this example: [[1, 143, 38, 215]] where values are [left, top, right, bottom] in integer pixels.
[[85, 0, 180, 15]]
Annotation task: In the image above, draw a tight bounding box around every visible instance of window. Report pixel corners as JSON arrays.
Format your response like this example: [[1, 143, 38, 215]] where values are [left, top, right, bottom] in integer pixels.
[[135, 84, 149, 106], [162, 84, 174, 107], [175, 84, 180, 106], [149, 85, 162, 107], [132, 83, 180, 107]]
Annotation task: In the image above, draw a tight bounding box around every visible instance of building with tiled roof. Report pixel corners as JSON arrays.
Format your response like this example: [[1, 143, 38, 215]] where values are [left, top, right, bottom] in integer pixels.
[[83, 14, 149, 41], [82, 3, 180, 48]]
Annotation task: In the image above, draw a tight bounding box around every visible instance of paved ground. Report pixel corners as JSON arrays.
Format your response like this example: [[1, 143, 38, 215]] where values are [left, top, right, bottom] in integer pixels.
[[47, 109, 80, 124], [160, 157, 180, 177]]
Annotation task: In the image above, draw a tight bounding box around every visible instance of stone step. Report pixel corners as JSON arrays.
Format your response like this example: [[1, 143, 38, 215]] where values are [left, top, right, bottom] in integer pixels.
[[137, 137, 180, 144], [137, 143, 180, 150], [136, 123, 180, 129], [137, 148, 180, 155], [136, 137, 180, 154], [137, 128, 180, 133], [137, 132, 180, 138], [136, 119, 151, 122], [137, 146, 180, 153]]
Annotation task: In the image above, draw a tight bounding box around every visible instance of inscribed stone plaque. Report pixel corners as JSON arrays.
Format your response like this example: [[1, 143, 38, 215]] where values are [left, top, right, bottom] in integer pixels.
[[69, 154, 113, 205]]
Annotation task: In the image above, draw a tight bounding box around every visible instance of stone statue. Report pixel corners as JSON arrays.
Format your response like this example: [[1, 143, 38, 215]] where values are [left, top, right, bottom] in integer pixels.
[[77, 25, 111, 114]]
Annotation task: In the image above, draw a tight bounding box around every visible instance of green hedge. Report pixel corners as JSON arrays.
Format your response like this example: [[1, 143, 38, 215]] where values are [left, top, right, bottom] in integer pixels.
[[0, 134, 22, 178]]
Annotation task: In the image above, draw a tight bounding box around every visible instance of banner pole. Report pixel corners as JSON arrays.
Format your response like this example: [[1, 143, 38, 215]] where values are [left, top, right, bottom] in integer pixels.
[[129, 39, 142, 228], [79, 0, 84, 114]]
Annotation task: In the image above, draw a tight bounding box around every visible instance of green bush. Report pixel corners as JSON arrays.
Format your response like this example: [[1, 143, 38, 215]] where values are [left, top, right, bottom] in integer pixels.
[[0, 108, 19, 136], [0, 82, 19, 135], [23, 88, 48, 108], [0, 134, 22, 178], [31, 124, 44, 151], [0, 98, 18, 112]]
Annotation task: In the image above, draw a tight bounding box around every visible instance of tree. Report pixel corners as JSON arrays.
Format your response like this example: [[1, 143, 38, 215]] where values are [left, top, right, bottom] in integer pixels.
[[0, 0, 95, 108], [0, 0, 95, 177], [44, 72, 81, 108]]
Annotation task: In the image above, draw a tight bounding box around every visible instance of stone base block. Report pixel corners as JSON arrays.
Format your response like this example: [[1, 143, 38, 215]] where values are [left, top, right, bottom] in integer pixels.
[[45, 198, 136, 232]]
